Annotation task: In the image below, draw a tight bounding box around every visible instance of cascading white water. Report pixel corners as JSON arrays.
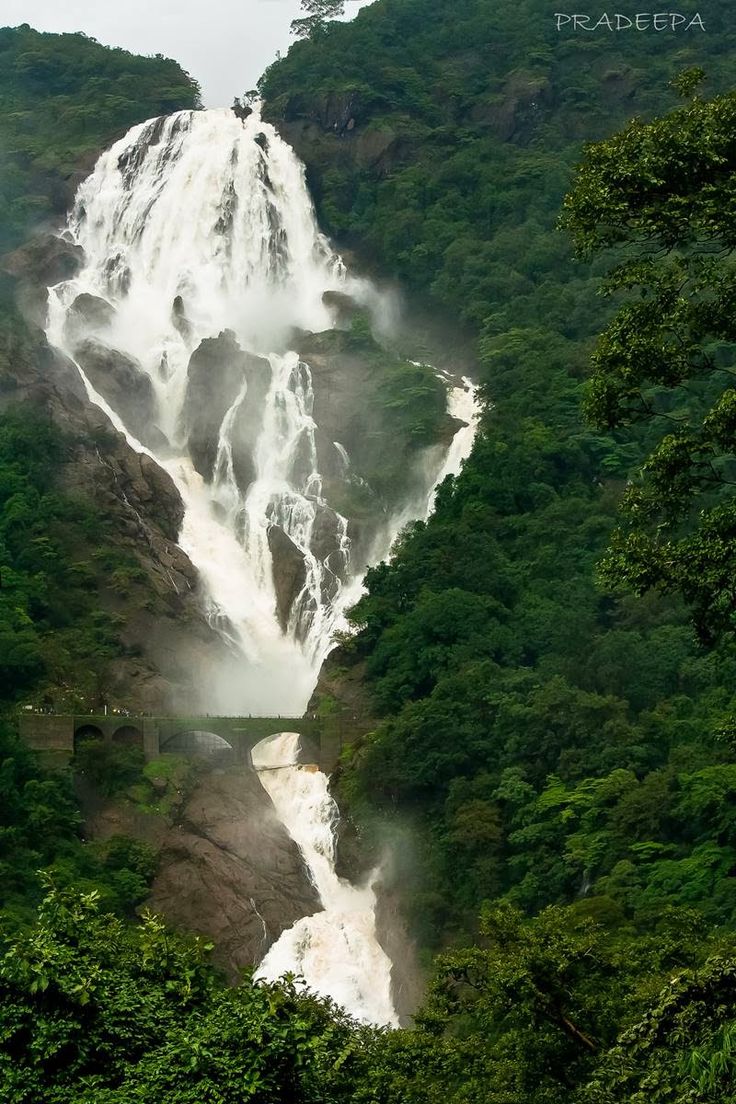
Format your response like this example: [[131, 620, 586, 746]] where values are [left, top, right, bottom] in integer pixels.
[[45, 106, 480, 712], [46, 107, 365, 711], [252, 732, 398, 1026], [43, 107, 481, 1022]]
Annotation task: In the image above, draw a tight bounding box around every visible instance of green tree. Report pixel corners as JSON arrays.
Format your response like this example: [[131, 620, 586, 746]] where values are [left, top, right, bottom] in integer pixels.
[[0, 884, 362, 1104], [563, 84, 736, 642], [291, 0, 345, 39], [585, 956, 736, 1103]]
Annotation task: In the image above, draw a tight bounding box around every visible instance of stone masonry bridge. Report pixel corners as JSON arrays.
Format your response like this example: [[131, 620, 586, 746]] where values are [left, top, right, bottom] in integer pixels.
[[18, 712, 346, 772]]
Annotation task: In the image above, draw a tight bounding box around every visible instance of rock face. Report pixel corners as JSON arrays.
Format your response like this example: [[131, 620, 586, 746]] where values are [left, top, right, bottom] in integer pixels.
[[83, 765, 321, 981], [63, 292, 116, 346], [373, 874, 424, 1026], [268, 525, 307, 632], [229, 354, 272, 493], [74, 337, 166, 450], [0, 287, 232, 712], [2, 232, 83, 323], [182, 330, 271, 488], [263, 91, 411, 180], [321, 289, 360, 328], [150, 769, 320, 979]]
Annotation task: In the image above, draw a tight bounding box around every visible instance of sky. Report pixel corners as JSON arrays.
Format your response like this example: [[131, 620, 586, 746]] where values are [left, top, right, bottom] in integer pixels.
[[3, 0, 372, 107]]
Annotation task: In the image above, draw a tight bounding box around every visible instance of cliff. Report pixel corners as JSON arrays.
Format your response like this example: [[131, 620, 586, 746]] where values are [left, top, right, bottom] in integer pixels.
[[0, 239, 231, 712], [78, 760, 320, 980]]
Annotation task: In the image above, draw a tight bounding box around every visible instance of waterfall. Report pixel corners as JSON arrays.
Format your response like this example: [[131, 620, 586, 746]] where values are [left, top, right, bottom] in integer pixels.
[[46, 107, 355, 711], [252, 733, 398, 1026], [43, 106, 481, 1021], [45, 106, 480, 712]]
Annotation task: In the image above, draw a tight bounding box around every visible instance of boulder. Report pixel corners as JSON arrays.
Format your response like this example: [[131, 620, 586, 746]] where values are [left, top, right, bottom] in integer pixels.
[[64, 292, 116, 347], [73, 337, 163, 449], [229, 353, 272, 493], [311, 502, 343, 563], [171, 294, 192, 342], [182, 330, 270, 487], [2, 232, 83, 287], [2, 233, 84, 323], [268, 524, 307, 632], [322, 289, 361, 327]]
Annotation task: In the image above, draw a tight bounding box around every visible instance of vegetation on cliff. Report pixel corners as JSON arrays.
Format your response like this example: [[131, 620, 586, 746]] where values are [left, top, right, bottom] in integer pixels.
[[259, 0, 736, 1094], [0, 24, 200, 252], [262, 0, 736, 952], [0, 26, 200, 939]]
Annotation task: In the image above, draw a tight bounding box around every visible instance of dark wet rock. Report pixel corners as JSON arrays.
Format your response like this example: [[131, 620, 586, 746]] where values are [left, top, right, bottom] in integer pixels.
[[228, 353, 271, 493], [373, 873, 424, 1025], [322, 289, 360, 328], [2, 232, 83, 287], [74, 337, 164, 449], [117, 115, 168, 186], [182, 330, 270, 485], [232, 98, 253, 124], [2, 233, 84, 323], [182, 330, 246, 481], [268, 524, 307, 631], [64, 292, 116, 346], [311, 503, 343, 564], [171, 294, 192, 342], [289, 426, 315, 491]]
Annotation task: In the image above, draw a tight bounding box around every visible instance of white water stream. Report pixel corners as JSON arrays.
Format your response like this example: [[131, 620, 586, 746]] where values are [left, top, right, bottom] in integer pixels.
[[252, 733, 398, 1026], [44, 106, 481, 1024]]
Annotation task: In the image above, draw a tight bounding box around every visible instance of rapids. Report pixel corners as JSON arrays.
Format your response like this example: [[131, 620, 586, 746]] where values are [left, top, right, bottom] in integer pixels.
[[252, 733, 398, 1026]]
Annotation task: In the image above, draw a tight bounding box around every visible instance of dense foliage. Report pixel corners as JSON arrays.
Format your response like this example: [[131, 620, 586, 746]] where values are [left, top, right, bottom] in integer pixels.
[[261, 0, 736, 953], [0, 397, 125, 707], [261, 0, 736, 330], [0, 885, 360, 1103], [563, 78, 736, 643], [4, 886, 736, 1102], [0, 24, 199, 252], [0, 24, 201, 942]]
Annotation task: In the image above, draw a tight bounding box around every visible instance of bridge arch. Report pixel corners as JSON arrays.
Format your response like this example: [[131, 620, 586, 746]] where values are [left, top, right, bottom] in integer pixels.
[[74, 723, 104, 752], [112, 724, 143, 750], [160, 729, 235, 765]]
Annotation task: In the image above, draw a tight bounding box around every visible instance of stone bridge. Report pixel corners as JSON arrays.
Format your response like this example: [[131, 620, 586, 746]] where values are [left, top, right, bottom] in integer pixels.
[[18, 712, 346, 772]]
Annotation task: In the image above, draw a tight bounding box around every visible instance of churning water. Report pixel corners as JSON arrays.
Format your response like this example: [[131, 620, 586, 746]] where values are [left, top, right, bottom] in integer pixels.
[[252, 733, 398, 1025]]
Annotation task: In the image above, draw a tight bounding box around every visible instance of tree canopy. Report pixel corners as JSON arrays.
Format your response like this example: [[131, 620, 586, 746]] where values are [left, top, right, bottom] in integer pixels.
[[564, 80, 736, 643]]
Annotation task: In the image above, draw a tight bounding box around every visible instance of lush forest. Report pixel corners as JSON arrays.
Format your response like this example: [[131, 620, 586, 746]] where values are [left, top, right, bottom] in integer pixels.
[[3, 4, 736, 1102], [265, 0, 736, 1096], [260, 0, 736, 950]]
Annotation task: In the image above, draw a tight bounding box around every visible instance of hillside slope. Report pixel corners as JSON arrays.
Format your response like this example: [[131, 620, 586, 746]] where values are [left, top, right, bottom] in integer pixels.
[[262, 0, 736, 949]]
